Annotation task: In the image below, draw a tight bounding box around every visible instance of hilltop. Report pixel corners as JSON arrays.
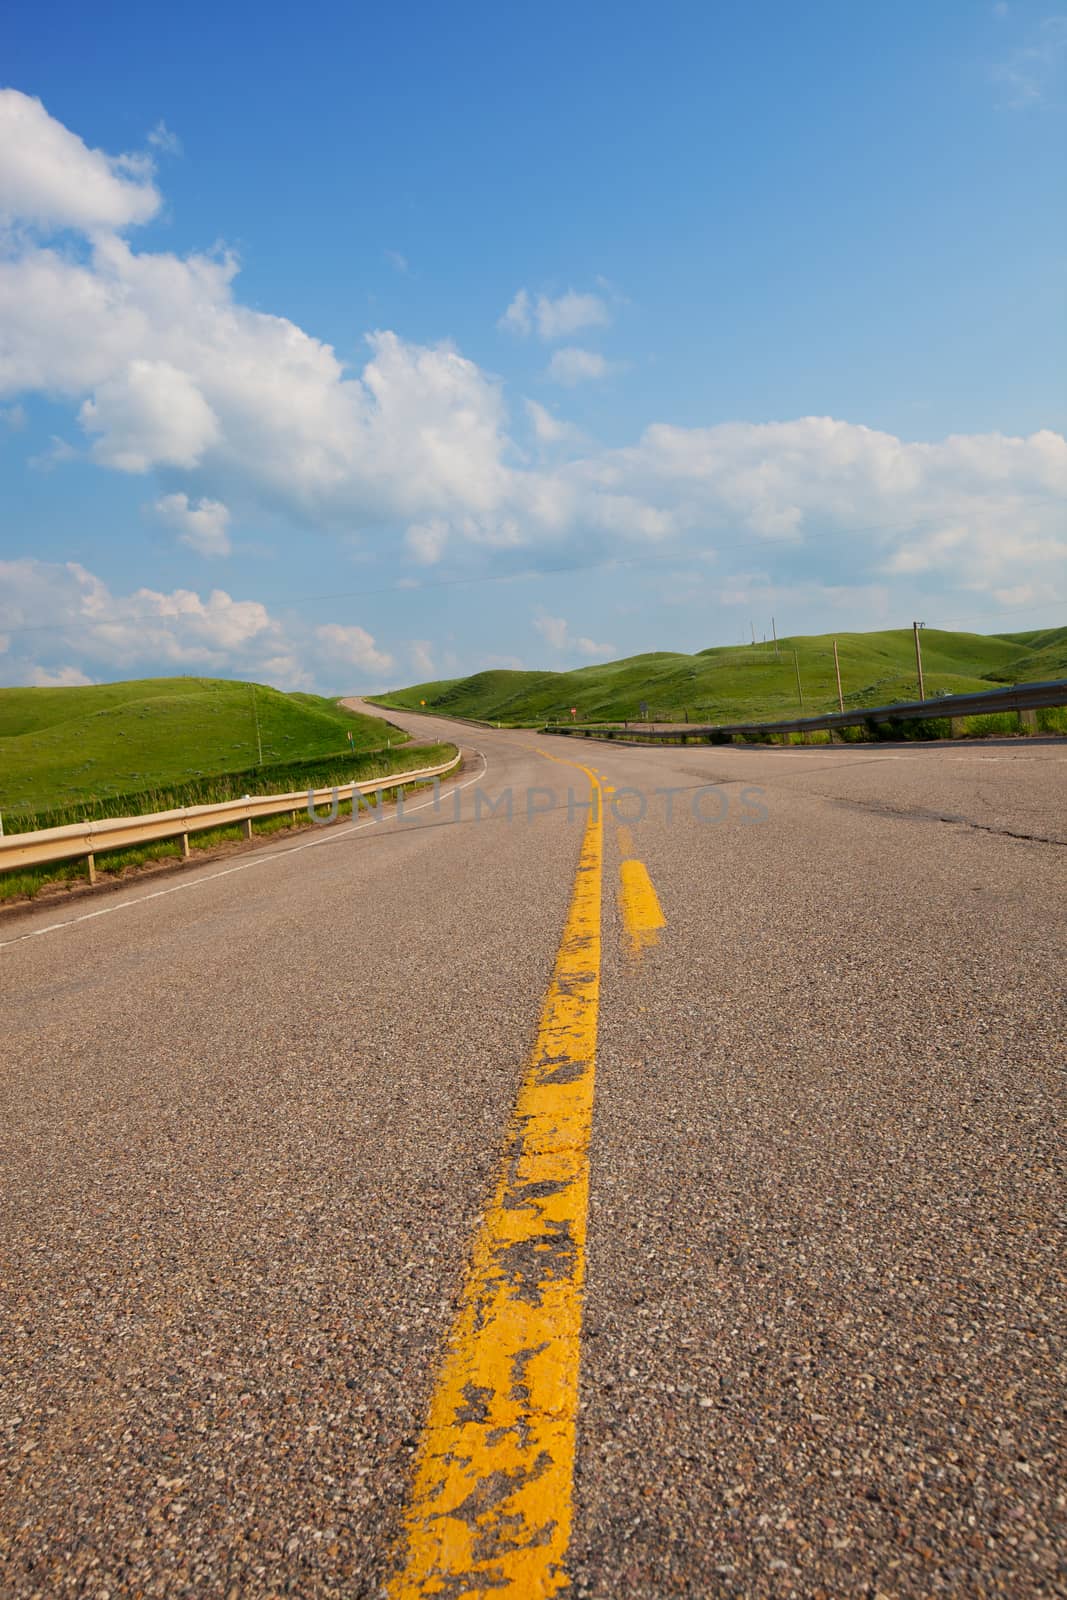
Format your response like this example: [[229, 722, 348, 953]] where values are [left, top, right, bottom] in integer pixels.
[[373, 625, 1067, 726]]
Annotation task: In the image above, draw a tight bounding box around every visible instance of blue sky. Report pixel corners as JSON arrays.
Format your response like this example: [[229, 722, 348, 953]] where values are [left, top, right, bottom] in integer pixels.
[[1, 0, 1065, 691]]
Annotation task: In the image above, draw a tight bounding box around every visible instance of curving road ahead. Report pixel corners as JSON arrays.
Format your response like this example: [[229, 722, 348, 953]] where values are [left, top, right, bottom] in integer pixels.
[[2, 704, 1064, 1598]]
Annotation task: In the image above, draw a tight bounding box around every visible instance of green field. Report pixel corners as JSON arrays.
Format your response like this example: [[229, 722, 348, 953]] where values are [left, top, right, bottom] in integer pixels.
[[0, 677, 414, 820], [373, 625, 1067, 727]]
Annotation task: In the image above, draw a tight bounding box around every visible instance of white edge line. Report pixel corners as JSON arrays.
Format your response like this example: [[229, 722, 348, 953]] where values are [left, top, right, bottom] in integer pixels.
[[0, 752, 487, 951]]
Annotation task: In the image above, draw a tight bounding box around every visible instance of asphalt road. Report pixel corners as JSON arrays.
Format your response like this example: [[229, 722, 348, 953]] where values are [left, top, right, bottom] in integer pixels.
[[1, 708, 1063, 1598]]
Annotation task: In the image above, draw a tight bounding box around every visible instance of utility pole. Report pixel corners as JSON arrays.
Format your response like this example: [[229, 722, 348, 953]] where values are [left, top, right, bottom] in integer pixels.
[[793, 649, 804, 709], [833, 638, 844, 713], [912, 621, 926, 702], [771, 616, 779, 658], [250, 683, 264, 766], [750, 620, 756, 645]]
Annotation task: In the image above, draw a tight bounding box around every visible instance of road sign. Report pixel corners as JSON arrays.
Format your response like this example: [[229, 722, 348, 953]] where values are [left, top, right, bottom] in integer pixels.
[[640, 700, 648, 713], [570, 707, 577, 719], [420, 699, 426, 705]]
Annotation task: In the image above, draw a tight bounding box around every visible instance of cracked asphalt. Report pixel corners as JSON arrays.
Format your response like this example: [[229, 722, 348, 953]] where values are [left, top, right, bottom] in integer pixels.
[[1, 711, 1063, 1598]]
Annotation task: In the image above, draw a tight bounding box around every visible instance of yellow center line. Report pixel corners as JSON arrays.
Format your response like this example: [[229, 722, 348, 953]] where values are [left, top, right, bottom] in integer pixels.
[[389, 753, 602, 1598], [614, 821, 666, 958], [618, 858, 666, 955]]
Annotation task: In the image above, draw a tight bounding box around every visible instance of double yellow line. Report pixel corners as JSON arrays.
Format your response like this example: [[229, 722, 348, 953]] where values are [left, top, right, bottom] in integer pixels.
[[389, 758, 665, 1597]]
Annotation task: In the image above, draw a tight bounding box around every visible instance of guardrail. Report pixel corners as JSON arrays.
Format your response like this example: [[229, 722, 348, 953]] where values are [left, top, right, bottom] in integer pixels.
[[0, 752, 462, 882], [543, 679, 1067, 745]]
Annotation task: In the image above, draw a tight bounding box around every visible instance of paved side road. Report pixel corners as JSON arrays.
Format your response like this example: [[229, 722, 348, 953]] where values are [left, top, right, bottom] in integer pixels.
[[1, 711, 1063, 1597]]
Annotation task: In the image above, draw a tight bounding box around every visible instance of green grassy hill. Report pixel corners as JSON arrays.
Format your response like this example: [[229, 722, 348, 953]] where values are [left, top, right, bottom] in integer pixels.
[[0, 677, 406, 816], [373, 626, 1065, 727], [994, 626, 1067, 683]]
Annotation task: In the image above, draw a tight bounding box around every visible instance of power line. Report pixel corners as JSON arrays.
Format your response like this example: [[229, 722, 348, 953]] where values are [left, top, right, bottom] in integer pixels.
[[929, 600, 1067, 627]]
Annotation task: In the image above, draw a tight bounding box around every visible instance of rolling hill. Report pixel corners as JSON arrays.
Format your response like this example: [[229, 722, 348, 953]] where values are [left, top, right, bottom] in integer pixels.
[[0, 677, 408, 816], [994, 626, 1067, 683], [373, 626, 1064, 727]]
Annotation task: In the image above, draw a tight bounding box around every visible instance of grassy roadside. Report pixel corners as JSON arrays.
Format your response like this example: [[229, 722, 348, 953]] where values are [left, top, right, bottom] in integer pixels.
[[4, 739, 438, 835], [711, 707, 1066, 743], [558, 706, 1067, 748], [0, 742, 456, 905], [830, 708, 1067, 742]]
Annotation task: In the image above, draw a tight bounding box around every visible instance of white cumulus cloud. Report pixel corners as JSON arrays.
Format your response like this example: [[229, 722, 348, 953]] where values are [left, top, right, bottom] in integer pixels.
[[525, 398, 581, 445], [0, 558, 398, 692], [82, 360, 220, 472], [405, 517, 451, 565], [0, 222, 511, 529], [0, 558, 274, 678], [533, 611, 615, 658], [498, 288, 532, 336], [409, 639, 435, 677], [28, 663, 95, 687], [547, 347, 613, 386], [0, 93, 1064, 653], [153, 492, 232, 557], [316, 623, 394, 676], [0, 89, 160, 232], [500, 287, 610, 341]]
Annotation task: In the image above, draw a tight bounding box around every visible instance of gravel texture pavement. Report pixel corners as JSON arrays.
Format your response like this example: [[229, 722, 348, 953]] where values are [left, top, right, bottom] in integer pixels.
[[1, 713, 1063, 1598]]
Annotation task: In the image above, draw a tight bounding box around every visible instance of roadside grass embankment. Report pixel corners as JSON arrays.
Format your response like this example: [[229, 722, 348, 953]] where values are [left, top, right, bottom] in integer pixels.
[[563, 707, 1067, 749], [0, 739, 456, 905], [0, 675, 454, 903], [831, 707, 1067, 742]]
